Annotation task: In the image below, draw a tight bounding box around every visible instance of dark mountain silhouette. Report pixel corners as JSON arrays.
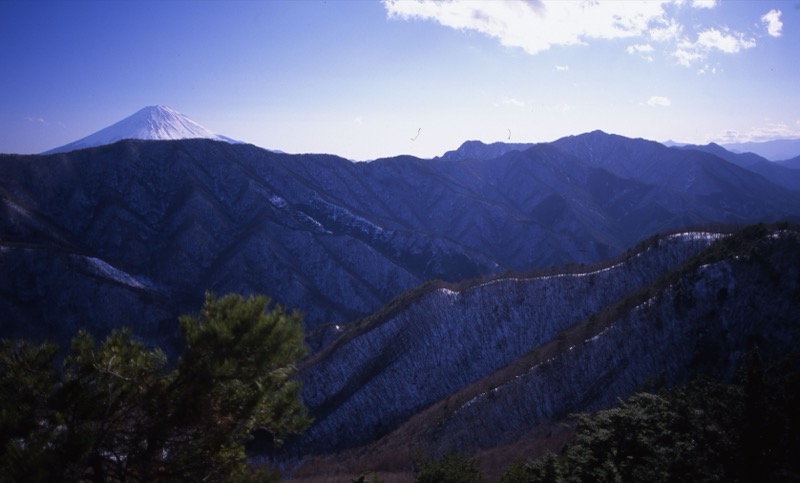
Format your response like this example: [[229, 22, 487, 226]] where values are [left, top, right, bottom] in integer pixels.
[[438, 140, 535, 161], [778, 154, 800, 170], [675, 142, 767, 168], [678, 142, 800, 190]]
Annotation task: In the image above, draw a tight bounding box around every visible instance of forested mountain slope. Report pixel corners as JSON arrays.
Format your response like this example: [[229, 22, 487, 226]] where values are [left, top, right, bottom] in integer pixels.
[[289, 231, 722, 455], [284, 224, 800, 477], [1, 136, 798, 349]]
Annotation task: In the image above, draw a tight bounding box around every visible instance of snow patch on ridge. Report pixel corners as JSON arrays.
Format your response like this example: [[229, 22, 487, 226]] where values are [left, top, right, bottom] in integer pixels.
[[75, 255, 155, 290]]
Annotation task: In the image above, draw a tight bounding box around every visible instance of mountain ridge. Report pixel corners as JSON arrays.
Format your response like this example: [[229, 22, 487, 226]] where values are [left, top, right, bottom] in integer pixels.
[[721, 138, 800, 161], [284, 223, 800, 479], [2, 135, 800, 351], [37, 105, 800, 164], [288, 230, 726, 455]]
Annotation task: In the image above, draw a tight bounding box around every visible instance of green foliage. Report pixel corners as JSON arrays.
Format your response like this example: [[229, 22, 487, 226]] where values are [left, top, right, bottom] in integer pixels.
[[499, 460, 533, 483], [501, 352, 800, 482], [0, 340, 61, 482], [168, 292, 310, 479], [55, 328, 170, 481], [415, 453, 484, 483], [0, 292, 308, 482]]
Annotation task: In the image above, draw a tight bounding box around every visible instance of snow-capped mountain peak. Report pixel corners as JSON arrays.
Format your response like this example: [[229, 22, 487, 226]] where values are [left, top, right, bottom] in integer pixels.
[[45, 105, 239, 154]]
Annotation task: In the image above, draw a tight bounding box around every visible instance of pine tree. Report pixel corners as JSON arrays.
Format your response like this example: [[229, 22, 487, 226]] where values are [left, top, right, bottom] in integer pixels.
[[0, 292, 309, 482], [163, 292, 310, 480]]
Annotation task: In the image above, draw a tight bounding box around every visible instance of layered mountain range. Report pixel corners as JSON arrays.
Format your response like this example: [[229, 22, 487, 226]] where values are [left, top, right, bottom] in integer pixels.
[[3, 133, 799, 348], [2, 108, 800, 477]]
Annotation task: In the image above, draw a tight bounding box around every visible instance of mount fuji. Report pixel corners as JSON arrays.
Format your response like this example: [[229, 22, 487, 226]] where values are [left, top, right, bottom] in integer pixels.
[[44, 105, 239, 154]]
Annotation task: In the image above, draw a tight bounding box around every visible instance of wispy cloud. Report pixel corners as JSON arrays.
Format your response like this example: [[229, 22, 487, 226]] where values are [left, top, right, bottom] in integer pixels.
[[626, 43, 654, 61], [25, 116, 51, 125], [543, 103, 575, 114], [761, 9, 782, 38], [715, 122, 800, 144], [697, 63, 718, 75], [645, 96, 671, 107], [673, 28, 755, 67], [554, 64, 569, 71], [494, 96, 526, 108]]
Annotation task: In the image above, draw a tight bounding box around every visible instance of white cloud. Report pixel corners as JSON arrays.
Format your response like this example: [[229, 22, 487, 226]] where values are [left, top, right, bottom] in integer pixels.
[[646, 96, 671, 107], [761, 9, 782, 37], [648, 18, 681, 42], [691, 0, 717, 9], [696, 28, 756, 53], [626, 43, 654, 61], [673, 27, 755, 66], [554, 64, 569, 71], [385, 0, 763, 70], [353, 115, 364, 125], [626, 43, 654, 54], [697, 63, 718, 75], [384, 0, 672, 55], [673, 46, 704, 67]]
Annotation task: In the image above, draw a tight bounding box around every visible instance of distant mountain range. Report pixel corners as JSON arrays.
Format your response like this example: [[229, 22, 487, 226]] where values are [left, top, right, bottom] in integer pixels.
[[721, 138, 800, 162], [664, 138, 800, 162], [39, 105, 800, 163], [2, 108, 800, 477]]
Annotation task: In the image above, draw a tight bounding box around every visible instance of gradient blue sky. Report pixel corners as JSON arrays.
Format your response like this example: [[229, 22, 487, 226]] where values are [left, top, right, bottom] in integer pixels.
[[1, 0, 798, 160]]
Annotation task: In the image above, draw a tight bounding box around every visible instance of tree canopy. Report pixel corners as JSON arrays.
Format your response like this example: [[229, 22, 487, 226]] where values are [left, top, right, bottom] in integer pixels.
[[415, 453, 484, 483], [0, 292, 309, 482], [501, 351, 800, 482]]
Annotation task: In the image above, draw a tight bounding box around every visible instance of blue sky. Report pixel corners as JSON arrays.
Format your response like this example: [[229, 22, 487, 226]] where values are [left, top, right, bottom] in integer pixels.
[[1, 0, 798, 160]]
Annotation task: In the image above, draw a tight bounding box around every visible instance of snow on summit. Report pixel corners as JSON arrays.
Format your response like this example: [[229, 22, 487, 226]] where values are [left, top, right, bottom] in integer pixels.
[[45, 105, 238, 154]]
